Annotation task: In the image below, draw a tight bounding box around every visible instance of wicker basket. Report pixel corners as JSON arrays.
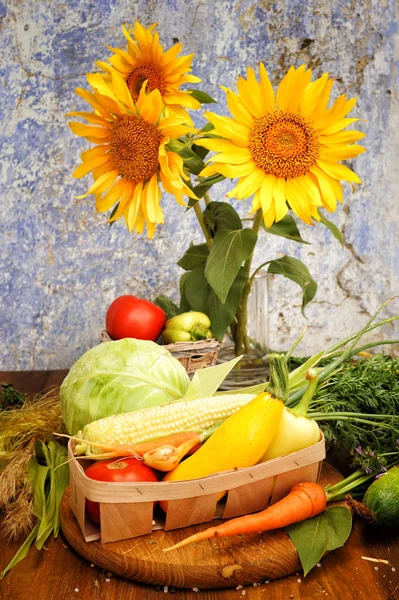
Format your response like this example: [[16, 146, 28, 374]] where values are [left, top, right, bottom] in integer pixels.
[[100, 331, 221, 374], [68, 436, 326, 544]]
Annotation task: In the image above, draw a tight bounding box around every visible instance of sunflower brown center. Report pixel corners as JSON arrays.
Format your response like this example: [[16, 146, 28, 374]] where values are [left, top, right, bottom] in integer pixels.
[[126, 63, 167, 101], [248, 111, 319, 178], [109, 115, 163, 183]]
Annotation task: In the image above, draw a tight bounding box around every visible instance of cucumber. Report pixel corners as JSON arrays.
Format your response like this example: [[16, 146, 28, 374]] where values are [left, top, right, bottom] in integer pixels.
[[363, 466, 399, 528]]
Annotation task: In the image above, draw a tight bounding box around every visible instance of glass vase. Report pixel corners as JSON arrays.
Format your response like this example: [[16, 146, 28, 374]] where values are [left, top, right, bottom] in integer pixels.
[[217, 270, 270, 390]]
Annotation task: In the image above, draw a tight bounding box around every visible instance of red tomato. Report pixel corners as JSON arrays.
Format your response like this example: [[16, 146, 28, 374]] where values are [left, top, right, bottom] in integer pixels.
[[105, 295, 166, 341], [84, 457, 158, 524]]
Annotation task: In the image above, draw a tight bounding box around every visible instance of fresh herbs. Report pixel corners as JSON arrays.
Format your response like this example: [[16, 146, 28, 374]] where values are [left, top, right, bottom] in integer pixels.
[[308, 354, 399, 469], [0, 383, 26, 411]]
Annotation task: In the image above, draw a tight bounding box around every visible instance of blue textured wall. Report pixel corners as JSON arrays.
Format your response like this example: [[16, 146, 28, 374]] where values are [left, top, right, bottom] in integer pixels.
[[1, 0, 398, 369]]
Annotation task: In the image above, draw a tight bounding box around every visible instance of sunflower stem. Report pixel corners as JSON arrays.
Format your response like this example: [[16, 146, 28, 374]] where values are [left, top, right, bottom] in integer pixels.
[[204, 191, 211, 206], [193, 201, 212, 248], [234, 209, 263, 356]]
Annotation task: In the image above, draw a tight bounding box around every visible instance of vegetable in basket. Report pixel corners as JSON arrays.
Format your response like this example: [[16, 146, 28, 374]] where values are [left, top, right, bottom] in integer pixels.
[[84, 458, 158, 524], [161, 311, 213, 343], [60, 338, 190, 435], [71, 393, 256, 457], [106, 295, 166, 341], [160, 355, 288, 494], [262, 366, 321, 460]]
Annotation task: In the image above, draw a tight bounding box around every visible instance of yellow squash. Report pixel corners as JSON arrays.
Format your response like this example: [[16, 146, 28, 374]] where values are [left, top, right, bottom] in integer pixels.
[[163, 392, 284, 484]]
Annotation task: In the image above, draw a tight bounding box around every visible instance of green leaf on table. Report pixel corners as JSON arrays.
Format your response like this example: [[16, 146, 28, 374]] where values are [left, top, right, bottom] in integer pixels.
[[205, 229, 257, 303], [192, 174, 225, 199], [188, 89, 217, 104], [180, 266, 247, 340], [178, 243, 209, 271], [319, 212, 344, 246], [0, 524, 40, 579], [285, 506, 352, 576], [265, 214, 310, 244], [267, 255, 317, 315], [204, 201, 242, 234]]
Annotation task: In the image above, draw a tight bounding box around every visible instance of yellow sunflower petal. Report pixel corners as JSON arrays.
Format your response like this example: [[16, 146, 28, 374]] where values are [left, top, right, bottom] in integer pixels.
[[273, 177, 288, 221], [204, 112, 249, 146], [111, 71, 135, 111], [81, 145, 108, 161], [259, 63, 275, 113], [221, 87, 254, 128], [208, 148, 252, 165], [145, 174, 161, 223], [237, 71, 263, 119], [96, 178, 126, 212], [258, 175, 276, 227], [76, 170, 119, 199], [319, 145, 366, 161], [91, 161, 114, 179], [69, 122, 110, 140], [226, 168, 265, 200], [318, 130, 366, 145], [87, 73, 115, 100], [286, 178, 313, 224], [317, 160, 362, 184], [138, 88, 164, 123], [66, 111, 110, 127], [73, 154, 110, 179], [125, 183, 143, 232], [309, 165, 338, 212], [277, 65, 312, 112]]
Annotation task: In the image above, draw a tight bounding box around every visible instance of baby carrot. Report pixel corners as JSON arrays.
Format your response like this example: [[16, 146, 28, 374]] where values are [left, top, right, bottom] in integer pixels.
[[163, 481, 327, 552], [58, 430, 202, 459]]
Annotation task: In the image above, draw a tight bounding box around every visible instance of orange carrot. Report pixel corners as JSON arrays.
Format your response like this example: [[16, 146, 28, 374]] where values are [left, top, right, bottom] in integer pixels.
[[163, 481, 327, 552], [59, 430, 202, 460]]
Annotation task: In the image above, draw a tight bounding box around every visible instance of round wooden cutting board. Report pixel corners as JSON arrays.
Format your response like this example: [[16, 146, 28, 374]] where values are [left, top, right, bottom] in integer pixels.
[[60, 463, 345, 589]]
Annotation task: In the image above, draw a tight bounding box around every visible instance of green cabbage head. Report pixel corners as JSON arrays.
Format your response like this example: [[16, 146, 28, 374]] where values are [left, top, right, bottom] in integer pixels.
[[60, 339, 190, 434]]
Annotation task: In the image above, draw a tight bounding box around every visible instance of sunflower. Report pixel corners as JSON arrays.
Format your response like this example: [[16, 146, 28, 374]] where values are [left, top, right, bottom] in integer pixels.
[[88, 21, 201, 126], [68, 73, 197, 238], [196, 65, 366, 227]]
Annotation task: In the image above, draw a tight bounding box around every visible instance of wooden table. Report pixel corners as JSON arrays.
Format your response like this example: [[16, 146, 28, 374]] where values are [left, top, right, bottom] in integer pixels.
[[0, 370, 398, 600]]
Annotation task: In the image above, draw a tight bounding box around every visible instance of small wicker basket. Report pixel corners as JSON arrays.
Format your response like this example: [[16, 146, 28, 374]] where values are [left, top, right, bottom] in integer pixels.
[[100, 331, 221, 374]]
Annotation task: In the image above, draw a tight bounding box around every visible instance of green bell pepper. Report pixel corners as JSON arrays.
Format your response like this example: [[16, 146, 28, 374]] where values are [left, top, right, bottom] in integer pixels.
[[162, 311, 213, 344]]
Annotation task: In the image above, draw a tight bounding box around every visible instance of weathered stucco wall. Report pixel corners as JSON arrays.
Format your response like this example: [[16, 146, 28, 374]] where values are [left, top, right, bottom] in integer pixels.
[[0, 0, 398, 369]]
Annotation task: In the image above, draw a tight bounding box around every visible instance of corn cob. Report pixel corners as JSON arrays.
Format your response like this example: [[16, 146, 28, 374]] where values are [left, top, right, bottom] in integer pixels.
[[74, 394, 256, 456]]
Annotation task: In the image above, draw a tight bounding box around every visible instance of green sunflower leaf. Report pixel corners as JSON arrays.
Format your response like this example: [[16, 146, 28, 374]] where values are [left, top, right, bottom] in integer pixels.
[[264, 214, 310, 244], [191, 143, 209, 161], [192, 174, 225, 199], [205, 229, 258, 303], [189, 90, 217, 104], [177, 243, 209, 271], [108, 202, 120, 227], [267, 255, 317, 315], [203, 202, 242, 234], [200, 122, 215, 133], [180, 266, 247, 340], [319, 212, 344, 246]]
